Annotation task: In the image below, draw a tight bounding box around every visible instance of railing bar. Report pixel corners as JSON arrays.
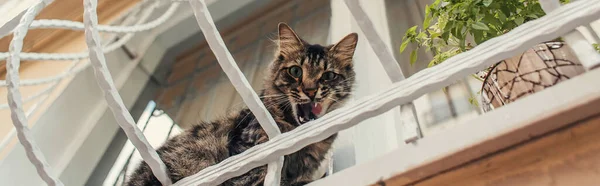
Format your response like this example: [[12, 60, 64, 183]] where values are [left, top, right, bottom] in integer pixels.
[[188, 0, 280, 138], [174, 1, 600, 184], [187, 0, 283, 185], [0, 81, 59, 109], [82, 0, 172, 185], [540, 0, 600, 70], [5, 1, 64, 185], [265, 157, 284, 186], [583, 24, 600, 44]]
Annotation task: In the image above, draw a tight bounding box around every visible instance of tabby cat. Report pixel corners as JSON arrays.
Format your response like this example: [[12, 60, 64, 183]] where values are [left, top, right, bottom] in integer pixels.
[[126, 23, 358, 186]]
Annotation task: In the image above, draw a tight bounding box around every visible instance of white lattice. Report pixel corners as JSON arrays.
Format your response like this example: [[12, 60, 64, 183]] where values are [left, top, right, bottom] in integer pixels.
[[2, 0, 599, 185]]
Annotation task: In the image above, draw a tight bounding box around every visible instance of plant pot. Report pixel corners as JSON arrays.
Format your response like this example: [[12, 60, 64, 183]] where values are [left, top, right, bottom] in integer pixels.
[[480, 41, 585, 112]]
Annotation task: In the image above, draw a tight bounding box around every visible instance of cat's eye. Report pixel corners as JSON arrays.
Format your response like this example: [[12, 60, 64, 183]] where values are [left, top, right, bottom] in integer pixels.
[[288, 66, 302, 78], [321, 72, 337, 81]]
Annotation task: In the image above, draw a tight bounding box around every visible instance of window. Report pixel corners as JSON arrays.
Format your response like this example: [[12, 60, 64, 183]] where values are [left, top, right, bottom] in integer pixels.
[[103, 101, 182, 186]]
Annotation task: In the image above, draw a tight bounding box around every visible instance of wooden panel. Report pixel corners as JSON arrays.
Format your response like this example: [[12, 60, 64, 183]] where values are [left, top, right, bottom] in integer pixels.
[[371, 88, 600, 186], [173, 0, 290, 63], [0, 0, 140, 77], [412, 114, 600, 186]]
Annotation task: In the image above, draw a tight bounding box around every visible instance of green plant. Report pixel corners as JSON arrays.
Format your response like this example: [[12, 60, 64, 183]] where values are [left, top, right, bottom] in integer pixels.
[[400, 0, 571, 67], [594, 43, 600, 52]]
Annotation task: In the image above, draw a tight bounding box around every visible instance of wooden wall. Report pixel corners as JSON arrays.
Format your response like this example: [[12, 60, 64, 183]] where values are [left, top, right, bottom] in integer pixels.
[[154, 0, 332, 128]]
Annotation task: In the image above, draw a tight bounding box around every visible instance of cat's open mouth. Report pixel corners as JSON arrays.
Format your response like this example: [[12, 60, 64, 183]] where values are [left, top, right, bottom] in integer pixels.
[[296, 102, 323, 124]]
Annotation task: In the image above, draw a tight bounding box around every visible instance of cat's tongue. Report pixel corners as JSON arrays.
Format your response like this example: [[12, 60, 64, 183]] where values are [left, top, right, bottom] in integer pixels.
[[311, 103, 322, 116]]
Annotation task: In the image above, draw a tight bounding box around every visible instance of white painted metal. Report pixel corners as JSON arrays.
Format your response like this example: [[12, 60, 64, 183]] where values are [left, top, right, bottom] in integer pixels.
[[309, 66, 600, 186], [264, 157, 284, 186], [4, 1, 64, 185], [540, 0, 600, 69], [174, 0, 600, 184], [82, 0, 172, 185], [343, 0, 422, 143], [187, 0, 282, 185]]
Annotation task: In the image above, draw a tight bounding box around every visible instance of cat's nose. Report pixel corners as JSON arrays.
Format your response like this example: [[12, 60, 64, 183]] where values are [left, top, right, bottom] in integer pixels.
[[303, 88, 317, 100]]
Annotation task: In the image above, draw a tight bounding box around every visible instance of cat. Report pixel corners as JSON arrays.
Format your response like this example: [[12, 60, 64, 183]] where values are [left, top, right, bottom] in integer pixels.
[[126, 23, 358, 186]]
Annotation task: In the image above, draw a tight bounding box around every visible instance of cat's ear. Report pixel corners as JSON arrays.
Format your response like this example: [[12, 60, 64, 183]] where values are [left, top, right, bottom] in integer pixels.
[[330, 33, 358, 61], [277, 23, 304, 60]]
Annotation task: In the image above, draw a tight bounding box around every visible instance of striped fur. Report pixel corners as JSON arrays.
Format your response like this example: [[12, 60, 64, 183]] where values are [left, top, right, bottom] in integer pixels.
[[126, 23, 358, 186]]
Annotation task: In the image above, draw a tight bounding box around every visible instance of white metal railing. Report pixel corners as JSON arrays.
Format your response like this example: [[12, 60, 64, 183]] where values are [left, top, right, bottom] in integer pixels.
[[0, 0, 177, 170], [2, 0, 600, 186], [83, 0, 173, 185], [539, 0, 600, 69], [187, 0, 284, 185], [5, 1, 63, 185]]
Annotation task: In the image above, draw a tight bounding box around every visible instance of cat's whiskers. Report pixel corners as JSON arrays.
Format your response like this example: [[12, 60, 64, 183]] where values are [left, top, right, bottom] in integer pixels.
[[236, 96, 291, 127], [259, 94, 290, 99]]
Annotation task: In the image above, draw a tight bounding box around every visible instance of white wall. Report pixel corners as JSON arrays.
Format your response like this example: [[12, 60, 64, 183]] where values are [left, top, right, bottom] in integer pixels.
[[329, 0, 405, 172]]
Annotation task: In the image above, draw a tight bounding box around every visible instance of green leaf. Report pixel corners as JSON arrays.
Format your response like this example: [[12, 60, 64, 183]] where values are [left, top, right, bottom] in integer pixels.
[[423, 14, 432, 29], [526, 14, 539, 19], [452, 25, 462, 39], [468, 96, 480, 107], [417, 32, 427, 40], [483, 13, 501, 26], [428, 60, 438, 68], [514, 17, 525, 25], [473, 30, 484, 44], [472, 22, 490, 31], [438, 15, 448, 30], [483, 0, 493, 7], [444, 20, 455, 32], [432, 0, 441, 7], [498, 11, 507, 22], [410, 50, 418, 65], [407, 26, 418, 35], [442, 32, 450, 43], [500, 6, 512, 17], [430, 31, 441, 39], [400, 39, 410, 53]]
